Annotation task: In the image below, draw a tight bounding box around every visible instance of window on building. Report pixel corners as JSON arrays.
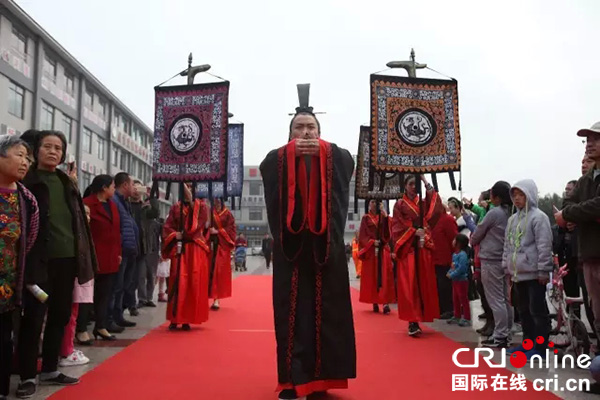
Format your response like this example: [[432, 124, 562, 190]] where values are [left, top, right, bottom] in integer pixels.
[[11, 28, 27, 59], [84, 89, 93, 109], [120, 151, 127, 171], [249, 208, 263, 221], [64, 72, 75, 96], [121, 117, 129, 133], [43, 56, 57, 82], [131, 159, 137, 177], [249, 182, 262, 196], [8, 81, 24, 119], [62, 115, 73, 143], [82, 127, 92, 153], [81, 172, 91, 191], [41, 102, 54, 130], [112, 147, 118, 166], [97, 136, 105, 160], [347, 212, 354, 221], [99, 99, 107, 119]]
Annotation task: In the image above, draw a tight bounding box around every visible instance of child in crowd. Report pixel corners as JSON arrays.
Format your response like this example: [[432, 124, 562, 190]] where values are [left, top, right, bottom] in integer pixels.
[[447, 234, 472, 327]]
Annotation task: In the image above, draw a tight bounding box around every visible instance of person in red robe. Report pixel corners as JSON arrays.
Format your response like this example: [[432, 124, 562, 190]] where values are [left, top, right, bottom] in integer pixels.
[[392, 175, 443, 336], [162, 183, 211, 331], [209, 198, 236, 310], [358, 199, 395, 314]]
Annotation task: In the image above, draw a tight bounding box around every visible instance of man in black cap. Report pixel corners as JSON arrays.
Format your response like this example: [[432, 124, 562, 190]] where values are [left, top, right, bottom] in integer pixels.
[[556, 121, 600, 339], [260, 85, 356, 400]]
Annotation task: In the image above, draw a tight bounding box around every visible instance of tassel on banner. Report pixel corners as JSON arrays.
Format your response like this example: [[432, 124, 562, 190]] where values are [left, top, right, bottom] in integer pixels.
[[150, 181, 159, 199], [449, 172, 457, 191], [431, 173, 439, 192], [165, 182, 172, 201]]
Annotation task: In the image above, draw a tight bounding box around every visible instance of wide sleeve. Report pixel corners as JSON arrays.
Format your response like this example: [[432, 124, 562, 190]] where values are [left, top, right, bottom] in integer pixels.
[[391, 200, 416, 256], [562, 195, 600, 223], [358, 215, 376, 259], [162, 204, 180, 258], [217, 211, 236, 249]]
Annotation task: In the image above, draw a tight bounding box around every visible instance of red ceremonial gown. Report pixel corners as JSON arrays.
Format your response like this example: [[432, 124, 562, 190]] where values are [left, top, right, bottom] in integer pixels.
[[163, 199, 210, 325], [358, 212, 395, 304], [392, 190, 442, 322], [210, 207, 236, 299]]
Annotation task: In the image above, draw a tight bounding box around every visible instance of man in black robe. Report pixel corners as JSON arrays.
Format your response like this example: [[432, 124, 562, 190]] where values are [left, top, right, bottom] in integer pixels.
[[260, 89, 356, 400]]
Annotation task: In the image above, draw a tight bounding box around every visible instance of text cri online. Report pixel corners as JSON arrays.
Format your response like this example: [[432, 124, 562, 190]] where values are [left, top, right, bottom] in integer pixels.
[[533, 376, 590, 392]]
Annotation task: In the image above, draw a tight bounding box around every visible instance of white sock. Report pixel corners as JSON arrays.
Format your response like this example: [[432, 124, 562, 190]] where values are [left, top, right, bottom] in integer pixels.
[[40, 371, 60, 380]]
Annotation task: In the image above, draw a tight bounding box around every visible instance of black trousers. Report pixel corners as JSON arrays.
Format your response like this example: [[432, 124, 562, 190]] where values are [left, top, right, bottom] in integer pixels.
[[578, 267, 597, 336], [18, 258, 77, 379], [476, 278, 494, 321], [76, 303, 92, 333], [94, 273, 116, 330], [516, 280, 551, 352], [435, 265, 453, 315], [0, 311, 14, 396], [264, 252, 272, 268]]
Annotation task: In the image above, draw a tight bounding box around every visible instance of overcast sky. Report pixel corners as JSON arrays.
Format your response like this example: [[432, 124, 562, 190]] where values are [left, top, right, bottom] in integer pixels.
[[16, 0, 600, 200]]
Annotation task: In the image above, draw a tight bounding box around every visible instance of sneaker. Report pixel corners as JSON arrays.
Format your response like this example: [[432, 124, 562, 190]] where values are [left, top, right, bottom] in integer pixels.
[[59, 351, 90, 367], [507, 344, 526, 354], [525, 349, 544, 360], [16, 381, 36, 398], [512, 323, 523, 333], [481, 337, 508, 348], [447, 317, 460, 325], [476, 322, 494, 337], [40, 373, 79, 386], [458, 319, 472, 327], [408, 322, 422, 336], [278, 389, 306, 400], [116, 319, 136, 328], [439, 311, 454, 320]]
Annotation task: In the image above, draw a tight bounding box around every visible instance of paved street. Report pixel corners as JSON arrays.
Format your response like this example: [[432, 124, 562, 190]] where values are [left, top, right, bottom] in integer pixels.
[[14, 255, 598, 399]]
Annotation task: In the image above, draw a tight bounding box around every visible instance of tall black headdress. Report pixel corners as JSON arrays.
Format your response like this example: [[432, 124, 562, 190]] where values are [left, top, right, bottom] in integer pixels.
[[295, 83, 313, 114]]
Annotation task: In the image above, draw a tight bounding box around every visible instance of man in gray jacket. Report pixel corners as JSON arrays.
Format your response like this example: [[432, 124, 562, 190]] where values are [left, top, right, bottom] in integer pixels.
[[503, 179, 553, 358]]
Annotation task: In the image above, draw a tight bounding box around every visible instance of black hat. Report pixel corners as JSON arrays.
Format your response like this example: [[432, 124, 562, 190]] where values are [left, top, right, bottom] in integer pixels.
[[295, 84, 314, 114]]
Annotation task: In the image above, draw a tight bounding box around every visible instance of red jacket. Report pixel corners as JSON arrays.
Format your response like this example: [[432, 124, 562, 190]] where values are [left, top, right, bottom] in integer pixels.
[[431, 212, 458, 267], [83, 195, 122, 274]]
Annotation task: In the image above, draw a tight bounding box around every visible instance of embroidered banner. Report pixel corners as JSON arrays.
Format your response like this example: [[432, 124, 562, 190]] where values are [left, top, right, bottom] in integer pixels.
[[153, 81, 229, 183], [355, 125, 402, 200], [195, 123, 244, 199], [370, 75, 460, 173]]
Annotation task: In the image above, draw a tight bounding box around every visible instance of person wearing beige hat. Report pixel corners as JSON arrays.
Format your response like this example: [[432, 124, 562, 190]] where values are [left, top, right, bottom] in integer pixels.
[[555, 121, 600, 339]]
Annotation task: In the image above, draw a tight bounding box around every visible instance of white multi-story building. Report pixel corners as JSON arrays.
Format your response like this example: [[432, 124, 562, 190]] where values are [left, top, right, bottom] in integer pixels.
[[0, 1, 171, 216]]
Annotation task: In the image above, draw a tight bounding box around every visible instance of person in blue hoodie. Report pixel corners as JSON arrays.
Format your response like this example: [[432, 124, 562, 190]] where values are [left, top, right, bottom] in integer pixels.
[[503, 179, 553, 359]]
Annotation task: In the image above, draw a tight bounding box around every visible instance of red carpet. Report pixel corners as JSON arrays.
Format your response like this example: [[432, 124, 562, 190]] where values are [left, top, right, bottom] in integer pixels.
[[50, 275, 557, 399]]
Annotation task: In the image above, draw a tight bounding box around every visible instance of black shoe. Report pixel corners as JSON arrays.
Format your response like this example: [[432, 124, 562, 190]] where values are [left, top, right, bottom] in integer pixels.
[[383, 305, 391, 315], [481, 337, 508, 348], [129, 307, 140, 316], [439, 311, 453, 320], [40, 373, 79, 386], [169, 323, 178, 330], [477, 323, 494, 337], [137, 301, 147, 308], [408, 322, 422, 337], [16, 381, 36, 398], [478, 313, 487, 320], [145, 301, 157, 308], [107, 322, 125, 333], [278, 389, 299, 400], [182, 324, 191, 331], [373, 304, 380, 313], [93, 329, 116, 341], [116, 319, 136, 328]]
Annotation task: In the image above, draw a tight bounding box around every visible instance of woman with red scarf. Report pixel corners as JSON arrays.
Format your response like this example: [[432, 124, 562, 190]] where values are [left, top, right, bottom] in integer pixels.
[[392, 175, 443, 337], [358, 200, 395, 314], [209, 198, 236, 310]]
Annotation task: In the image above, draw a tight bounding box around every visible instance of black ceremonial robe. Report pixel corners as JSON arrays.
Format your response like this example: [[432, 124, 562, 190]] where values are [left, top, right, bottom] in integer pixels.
[[260, 139, 356, 397]]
